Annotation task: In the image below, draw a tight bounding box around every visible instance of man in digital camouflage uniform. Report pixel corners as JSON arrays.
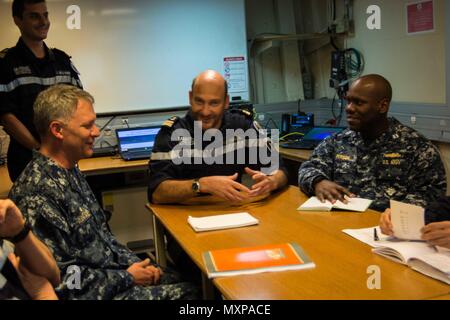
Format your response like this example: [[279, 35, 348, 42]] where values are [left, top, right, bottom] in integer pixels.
[[9, 85, 198, 300], [298, 74, 446, 212]]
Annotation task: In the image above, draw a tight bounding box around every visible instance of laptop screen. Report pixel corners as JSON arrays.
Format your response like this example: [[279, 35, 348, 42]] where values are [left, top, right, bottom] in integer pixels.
[[303, 127, 345, 141], [116, 126, 161, 153]]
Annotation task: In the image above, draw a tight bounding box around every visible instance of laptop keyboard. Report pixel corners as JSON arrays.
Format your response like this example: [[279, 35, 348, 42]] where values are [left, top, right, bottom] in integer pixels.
[[281, 140, 318, 150], [122, 151, 151, 160]]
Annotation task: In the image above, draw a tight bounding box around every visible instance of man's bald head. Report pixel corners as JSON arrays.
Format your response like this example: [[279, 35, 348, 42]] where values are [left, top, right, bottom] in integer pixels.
[[189, 70, 230, 130], [351, 74, 392, 104], [345, 74, 392, 137], [191, 70, 228, 100]]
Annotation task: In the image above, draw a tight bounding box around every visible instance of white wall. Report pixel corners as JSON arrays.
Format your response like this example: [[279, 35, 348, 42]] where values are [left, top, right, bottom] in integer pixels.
[[0, 0, 249, 114], [348, 0, 445, 104], [303, 0, 446, 103]]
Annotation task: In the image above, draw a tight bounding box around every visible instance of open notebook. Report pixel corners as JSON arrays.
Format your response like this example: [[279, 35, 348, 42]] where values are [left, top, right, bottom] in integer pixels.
[[343, 226, 450, 285], [298, 196, 372, 212]]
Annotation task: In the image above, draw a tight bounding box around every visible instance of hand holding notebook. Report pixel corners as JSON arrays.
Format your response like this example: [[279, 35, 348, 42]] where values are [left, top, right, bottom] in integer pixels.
[[298, 196, 372, 212], [389, 200, 425, 240]]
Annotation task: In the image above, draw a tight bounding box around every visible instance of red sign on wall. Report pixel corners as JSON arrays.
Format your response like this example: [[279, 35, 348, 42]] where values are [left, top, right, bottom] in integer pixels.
[[407, 0, 434, 34]]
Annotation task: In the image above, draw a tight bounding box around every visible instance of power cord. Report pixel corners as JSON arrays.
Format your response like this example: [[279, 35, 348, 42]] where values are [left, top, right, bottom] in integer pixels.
[[122, 118, 130, 128], [280, 132, 304, 142]]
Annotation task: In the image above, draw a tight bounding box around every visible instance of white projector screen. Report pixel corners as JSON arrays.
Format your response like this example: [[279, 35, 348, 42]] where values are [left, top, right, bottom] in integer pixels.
[[0, 0, 249, 115]]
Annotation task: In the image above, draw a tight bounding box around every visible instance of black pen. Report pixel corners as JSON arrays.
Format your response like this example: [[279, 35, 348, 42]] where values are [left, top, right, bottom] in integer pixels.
[[373, 228, 379, 241]]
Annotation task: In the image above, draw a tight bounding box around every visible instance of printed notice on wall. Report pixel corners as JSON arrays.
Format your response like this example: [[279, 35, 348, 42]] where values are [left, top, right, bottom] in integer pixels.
[[223, 56, 247, 94], [406, 0, 434, 35]]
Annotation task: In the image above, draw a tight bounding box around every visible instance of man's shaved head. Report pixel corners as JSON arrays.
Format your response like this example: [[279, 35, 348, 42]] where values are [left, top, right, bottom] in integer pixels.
[[351, 74, 392, 104]]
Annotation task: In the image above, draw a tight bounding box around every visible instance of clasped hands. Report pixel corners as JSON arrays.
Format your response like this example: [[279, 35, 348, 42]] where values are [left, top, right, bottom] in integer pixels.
[[198, 167, 277, 203], [127, 258, 163, 286]]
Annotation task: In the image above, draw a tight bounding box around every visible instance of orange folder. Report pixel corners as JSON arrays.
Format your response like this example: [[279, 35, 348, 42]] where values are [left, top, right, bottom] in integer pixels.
[[203, 242, 314, 278]]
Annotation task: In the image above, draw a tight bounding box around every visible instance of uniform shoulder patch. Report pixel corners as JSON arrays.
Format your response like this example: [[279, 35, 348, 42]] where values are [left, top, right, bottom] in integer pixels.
[[52, 48, 81, 75], [162, 116, 179, 128], [229, 108, 254, 119]]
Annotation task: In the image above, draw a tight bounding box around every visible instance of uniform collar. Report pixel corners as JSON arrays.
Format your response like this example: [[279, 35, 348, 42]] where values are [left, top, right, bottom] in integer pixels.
[[16, 37, 54, 62], [354, 117, 398, 146], [373, 117, 398, 142]]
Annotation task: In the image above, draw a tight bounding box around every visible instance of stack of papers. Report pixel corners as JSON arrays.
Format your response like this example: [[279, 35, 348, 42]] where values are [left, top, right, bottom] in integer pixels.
[[188, 212, 259, 232], [343, 226, 450, 285]]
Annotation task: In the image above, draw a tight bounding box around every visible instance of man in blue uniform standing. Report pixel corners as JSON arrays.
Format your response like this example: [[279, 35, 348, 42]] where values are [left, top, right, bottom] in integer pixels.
[[0, 0, 83, 181]]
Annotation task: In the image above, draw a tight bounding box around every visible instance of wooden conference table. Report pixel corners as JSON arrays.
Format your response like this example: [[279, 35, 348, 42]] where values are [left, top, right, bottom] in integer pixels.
[[0, 156, 149, 198], [0, 147, 308, 198], [147, 186, 450, 300]]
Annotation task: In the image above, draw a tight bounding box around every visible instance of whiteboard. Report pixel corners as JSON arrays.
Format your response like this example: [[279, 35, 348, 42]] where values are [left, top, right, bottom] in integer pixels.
[[0, 0, 249, 114]]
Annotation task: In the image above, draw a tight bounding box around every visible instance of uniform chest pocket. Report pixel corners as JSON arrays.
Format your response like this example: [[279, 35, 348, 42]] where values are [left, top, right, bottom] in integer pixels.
[[377, 153, 412, 181], [334, 154, 356, 174], [68, 206, 97, 246]]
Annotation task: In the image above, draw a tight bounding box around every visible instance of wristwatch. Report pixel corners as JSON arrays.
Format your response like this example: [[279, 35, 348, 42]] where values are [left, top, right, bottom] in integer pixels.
[[192, 179, 201, 194], [7, 222, 31, 244]]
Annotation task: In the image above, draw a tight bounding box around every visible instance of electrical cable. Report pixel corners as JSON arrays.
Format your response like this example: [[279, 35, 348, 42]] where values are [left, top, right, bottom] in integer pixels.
[[345, 48, 364, 79], [98, 116, 116, 133], [331, 93, 337, 122], [280, 132, 305, 141], [330, 34, 339, 50]]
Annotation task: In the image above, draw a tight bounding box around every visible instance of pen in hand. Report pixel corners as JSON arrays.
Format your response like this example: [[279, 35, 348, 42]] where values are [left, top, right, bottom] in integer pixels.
[[373, 228, 379, 241]]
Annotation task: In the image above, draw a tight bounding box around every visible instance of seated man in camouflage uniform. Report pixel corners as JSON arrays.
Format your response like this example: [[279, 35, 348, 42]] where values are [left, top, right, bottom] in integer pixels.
[[9, 84, 198, 300], [298, 74, 446, 212]]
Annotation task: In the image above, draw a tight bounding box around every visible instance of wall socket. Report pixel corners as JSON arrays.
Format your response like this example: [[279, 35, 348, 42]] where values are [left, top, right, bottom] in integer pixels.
[[104, 127, 112, 136]]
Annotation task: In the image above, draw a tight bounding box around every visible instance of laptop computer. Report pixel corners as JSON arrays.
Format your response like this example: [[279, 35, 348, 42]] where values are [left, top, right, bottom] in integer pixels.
[[281, 126, 345, 150], [115, 126, 161, 160]]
